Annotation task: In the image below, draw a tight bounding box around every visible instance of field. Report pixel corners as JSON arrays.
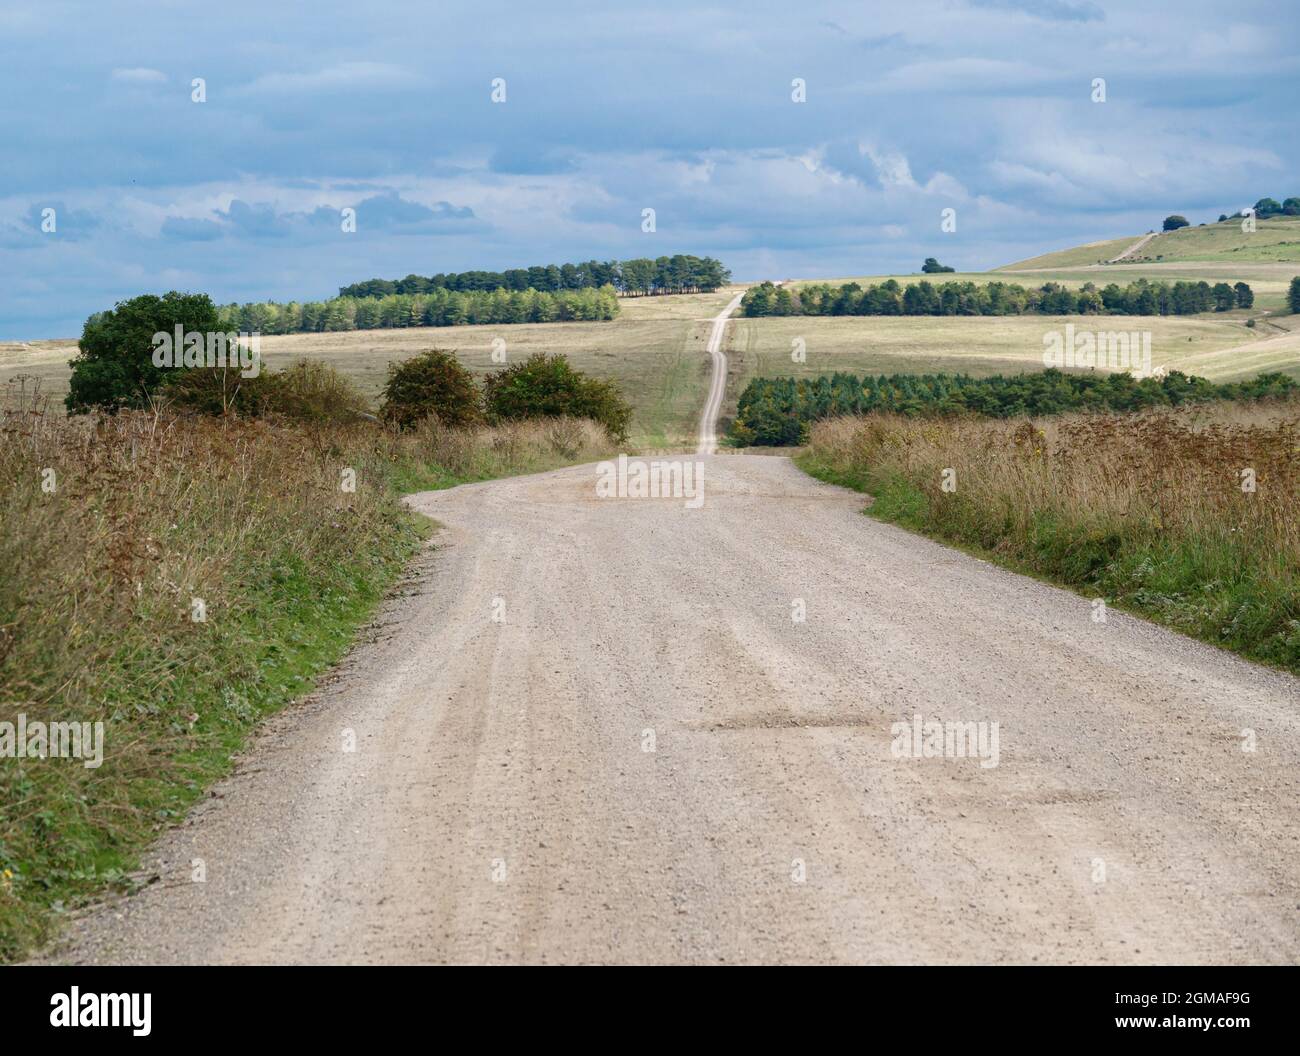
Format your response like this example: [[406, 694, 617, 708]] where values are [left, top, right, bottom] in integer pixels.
[[724, 311, 1300, 418], [6, 222, 1299, 454], [1001, 216, 1300, 269], [0, 288, 737, 451]]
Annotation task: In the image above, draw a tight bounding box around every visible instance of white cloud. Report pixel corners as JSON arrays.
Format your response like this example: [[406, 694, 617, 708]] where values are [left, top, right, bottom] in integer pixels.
[[240, 61, 417, 95], [110, 67, 166, 84]]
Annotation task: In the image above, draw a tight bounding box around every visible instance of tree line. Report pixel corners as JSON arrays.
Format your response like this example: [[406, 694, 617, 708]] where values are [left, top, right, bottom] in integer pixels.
[[741, 278, 1254, 318], [216, 285, 619, 335], [730, 370, 1298, 446], [338, 255, 730, 299]]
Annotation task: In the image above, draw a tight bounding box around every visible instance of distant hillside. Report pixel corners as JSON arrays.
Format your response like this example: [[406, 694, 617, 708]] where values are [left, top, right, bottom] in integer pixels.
[[1000, 217, 1300, 271]]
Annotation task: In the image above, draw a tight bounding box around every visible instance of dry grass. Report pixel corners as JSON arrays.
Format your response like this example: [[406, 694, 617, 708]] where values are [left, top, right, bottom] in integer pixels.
[[802, 399, 1300, 671], [0, 288, 739, 450], [0, 379, 614, 959]]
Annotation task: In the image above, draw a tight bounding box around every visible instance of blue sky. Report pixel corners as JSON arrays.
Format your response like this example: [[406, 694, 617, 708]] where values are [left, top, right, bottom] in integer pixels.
[[1, 0, 1296, 337]]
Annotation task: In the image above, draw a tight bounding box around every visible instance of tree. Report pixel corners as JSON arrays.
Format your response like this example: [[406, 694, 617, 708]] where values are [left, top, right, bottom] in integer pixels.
[[1283, 198, 1300, 217], [483, 353, 632, 440], [1162, 215, 1190, 231], [379, 349, 482, 429], [1254, 198, 1283, 218], [1290, 276, 1300, 314], [1234, 282, 1254, 309], [66, 291, 220, 413], [921, 257, 956, 273]]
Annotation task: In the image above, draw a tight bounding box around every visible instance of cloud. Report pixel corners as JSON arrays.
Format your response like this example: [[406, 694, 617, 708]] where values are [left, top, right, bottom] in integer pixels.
[[969, 0, 1105, 21], [110, 67, 167, 84], [1, 0, 1296, 336], [0, 201, 101, 246], [155, 191, 479, 243], [159, 216, 225, 242], [240, 61, 417, 96]]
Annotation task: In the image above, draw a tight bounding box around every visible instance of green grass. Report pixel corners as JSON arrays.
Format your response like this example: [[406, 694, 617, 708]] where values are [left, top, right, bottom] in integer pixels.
[[1, 502, 428, 960], [999, 217, 1300, 269]]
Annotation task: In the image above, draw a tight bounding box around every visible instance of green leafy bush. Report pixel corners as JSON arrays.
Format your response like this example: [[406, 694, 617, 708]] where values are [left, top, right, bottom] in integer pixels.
[[380, 349, 482, 429], [483, 353, 631, 440]]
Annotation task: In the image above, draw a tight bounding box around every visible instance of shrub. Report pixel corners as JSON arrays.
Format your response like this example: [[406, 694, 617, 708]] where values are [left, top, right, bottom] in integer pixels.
[[66, 292, 220, 413], [380, 349, 482, 430], [483, 353, 632, 441], [163, 360, 372, 423]]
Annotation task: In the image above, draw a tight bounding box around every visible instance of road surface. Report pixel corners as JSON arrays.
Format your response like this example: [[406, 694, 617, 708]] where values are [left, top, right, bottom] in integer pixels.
[[42, 454, 1300, 964], [697, 290, 745, 454], [1108, 232, 1158, 263]]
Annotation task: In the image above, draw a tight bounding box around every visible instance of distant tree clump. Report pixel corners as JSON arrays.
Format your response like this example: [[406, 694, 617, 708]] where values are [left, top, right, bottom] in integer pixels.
[[1290, 277, 1300, 314], [740, 278, 1253, 319], [66, 291, 221, 413], [731, 370, 1298, 446], [921, 257, 956, 273], [217, 285, 619, 336], [1254, 198, 1284, 218], [339, 255, 730, 299], [1234, 282, 1254, 309], [1162, 215, 1190, 231], [380, 349, 482, 430], [483, 353, 632, 440]]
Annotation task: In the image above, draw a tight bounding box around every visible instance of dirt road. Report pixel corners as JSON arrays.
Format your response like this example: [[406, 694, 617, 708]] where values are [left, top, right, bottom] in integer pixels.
[[1108, 232, 1158, 262], [43, 452, 1300, 964], [696, 290, 745, 454]]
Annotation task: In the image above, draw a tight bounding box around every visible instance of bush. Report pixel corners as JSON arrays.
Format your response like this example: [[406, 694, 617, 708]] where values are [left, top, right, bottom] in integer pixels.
[[66, 292, 220, 413], [380, 349, 482, 430], [1162, 215, 1190, 231], [483, 353, 632, 441], [163, 360, 372, 423]]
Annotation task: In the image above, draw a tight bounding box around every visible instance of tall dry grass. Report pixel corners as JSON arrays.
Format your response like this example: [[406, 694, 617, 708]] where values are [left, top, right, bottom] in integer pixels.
[[802, 399, 1300, 671], [0, 376, 614, 959]]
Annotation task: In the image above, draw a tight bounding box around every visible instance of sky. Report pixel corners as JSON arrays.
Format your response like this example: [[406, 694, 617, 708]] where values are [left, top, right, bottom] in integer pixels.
[[1, 0, 1296, 337]]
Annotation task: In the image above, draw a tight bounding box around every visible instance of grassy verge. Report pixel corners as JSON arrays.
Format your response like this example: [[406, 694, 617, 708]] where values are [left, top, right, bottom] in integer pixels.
[[0, 409, 613, 960], [797, 401, 1300, 674]]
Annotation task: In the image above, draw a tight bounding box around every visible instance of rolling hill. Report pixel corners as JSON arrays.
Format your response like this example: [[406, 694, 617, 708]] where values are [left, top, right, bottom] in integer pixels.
[[1000, 216, 1300, 270]]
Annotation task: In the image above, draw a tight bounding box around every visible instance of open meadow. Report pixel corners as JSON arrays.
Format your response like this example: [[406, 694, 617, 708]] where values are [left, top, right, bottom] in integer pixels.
[[0, 287, 738, 450]]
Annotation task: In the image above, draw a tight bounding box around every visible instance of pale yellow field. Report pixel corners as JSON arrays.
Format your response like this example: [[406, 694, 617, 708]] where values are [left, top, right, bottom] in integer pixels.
[[0, 288, 738, 449], [1002, 217, 1300, 269], [724, 312, 1300, 415], [7, 274, 1298, 450]]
